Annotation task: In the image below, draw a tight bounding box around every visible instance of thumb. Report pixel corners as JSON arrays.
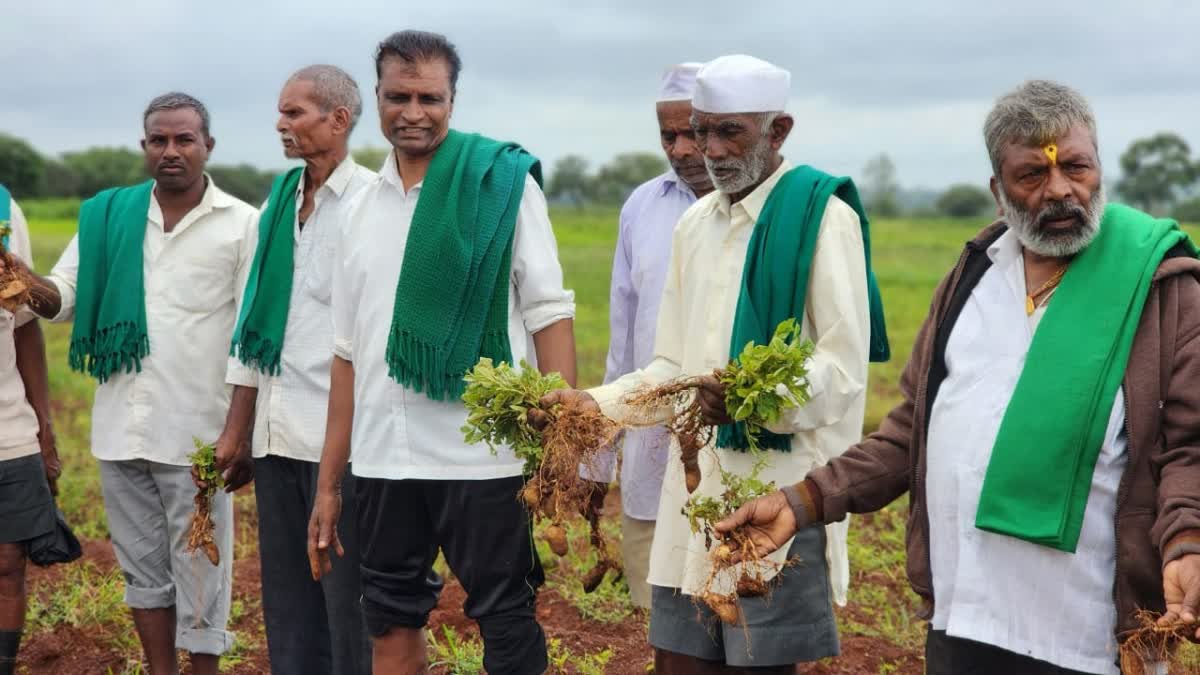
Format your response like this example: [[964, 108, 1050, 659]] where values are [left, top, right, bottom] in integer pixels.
[[1182, 572, 1200, 622], [539, 389, 567, 409], [715, 502, 752, 534]]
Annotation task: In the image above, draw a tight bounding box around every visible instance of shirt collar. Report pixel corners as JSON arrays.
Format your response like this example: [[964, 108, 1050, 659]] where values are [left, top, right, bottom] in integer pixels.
[[148, 173, 227, 224], [378, 149, 421, 194], [710, 158, 793, 220], [320, 156, 359, 198], [987, 227, 1023, 268]]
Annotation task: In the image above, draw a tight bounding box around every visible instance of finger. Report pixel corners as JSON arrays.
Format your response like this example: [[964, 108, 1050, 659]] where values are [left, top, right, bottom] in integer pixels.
[[1159, 610, 1182, 626], [308, 549, 321, 581], [697, 376, 724, 396], [715, 503, 752, 534], [334, 533, 345, 558], [1182, 581, 1200, 622], [538, 390, 567, 409]]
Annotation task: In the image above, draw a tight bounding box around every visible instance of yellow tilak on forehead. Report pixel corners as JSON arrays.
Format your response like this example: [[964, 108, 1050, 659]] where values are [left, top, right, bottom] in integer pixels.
[[1043, 143, 1058, 164]]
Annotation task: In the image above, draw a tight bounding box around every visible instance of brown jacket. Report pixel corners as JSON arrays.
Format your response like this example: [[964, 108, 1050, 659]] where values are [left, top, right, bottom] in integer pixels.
[[792, 221, 1200, 639]]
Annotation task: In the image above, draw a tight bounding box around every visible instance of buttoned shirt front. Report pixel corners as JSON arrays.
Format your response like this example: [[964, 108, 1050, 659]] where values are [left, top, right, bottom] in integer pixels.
[[226, 157, 376, 463], [589, 160, 869, 603], [49, 179, 259, 466], [585, 171, 697, 521], [925, 229, 1126, 674], [0, 199, 42, 460], [332, 151, 575, 481]]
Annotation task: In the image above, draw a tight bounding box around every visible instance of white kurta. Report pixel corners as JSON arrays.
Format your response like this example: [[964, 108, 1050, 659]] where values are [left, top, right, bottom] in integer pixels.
[[48, 179, 259, 465], [926, 229, 1126, 674], [589, 160, 870, 604], [225, 157, 377, 463], [0, 199, 42, 461]]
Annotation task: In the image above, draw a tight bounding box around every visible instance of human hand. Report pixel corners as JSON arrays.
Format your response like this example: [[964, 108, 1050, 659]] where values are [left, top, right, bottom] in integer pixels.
[[713, 490, 797, 562], [307, 487, 344, 580], [1161, 553, 1200, 638], [697, 372, 733, 426], [38, 425, 61, 496], [213, 431, 253, 492], [528, 389, 600, 431]]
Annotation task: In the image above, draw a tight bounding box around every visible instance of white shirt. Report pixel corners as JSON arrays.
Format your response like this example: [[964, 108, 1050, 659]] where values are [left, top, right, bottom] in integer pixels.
[[332, 151, 575, 481], [0, 199, 42, 461], [226, 157, 376, 463], [589, 161, 869, 604], [926, 229, 1126, 674], [49, 179, 259, 466]]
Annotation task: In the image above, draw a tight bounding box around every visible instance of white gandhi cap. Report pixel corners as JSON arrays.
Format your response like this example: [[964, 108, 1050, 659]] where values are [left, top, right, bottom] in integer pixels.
[[692, 54, 790, 113], [657, 62, 703, 102]]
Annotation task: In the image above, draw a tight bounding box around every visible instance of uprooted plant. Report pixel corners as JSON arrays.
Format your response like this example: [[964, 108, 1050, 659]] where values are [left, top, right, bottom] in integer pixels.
[[1118, 609, 1200, 675], [0, 221, 35, 313], [622, 318, 815, 495], [186, 438, 221, 566], [462, 358, 621, 589], [681, 454, 785, 623]]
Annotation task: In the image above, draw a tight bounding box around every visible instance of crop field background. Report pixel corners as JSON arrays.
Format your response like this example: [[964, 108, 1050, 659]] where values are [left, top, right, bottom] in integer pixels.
[[15, 207, 1200, 673]]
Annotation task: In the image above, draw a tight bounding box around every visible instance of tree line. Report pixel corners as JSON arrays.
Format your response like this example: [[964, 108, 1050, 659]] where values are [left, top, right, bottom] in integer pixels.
[[2, 131, 1198, 221]]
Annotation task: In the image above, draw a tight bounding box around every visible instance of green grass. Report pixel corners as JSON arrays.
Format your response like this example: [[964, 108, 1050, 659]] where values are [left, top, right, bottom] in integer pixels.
[[22, 206, 1200, 670]]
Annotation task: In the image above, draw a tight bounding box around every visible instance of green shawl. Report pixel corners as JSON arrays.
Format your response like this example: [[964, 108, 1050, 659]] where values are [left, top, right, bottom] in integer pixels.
[[717, 165, 891, 452], [976, 203, 1197, 552], [69, 181, 154, 384], [0, 184, 11, 250], [385, 130, 541, 401], [230, 167, 305, 375]]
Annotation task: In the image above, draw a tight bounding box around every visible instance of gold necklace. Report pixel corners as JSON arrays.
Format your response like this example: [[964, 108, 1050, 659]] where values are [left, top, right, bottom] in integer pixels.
[[1025, 266, 1067, 316]]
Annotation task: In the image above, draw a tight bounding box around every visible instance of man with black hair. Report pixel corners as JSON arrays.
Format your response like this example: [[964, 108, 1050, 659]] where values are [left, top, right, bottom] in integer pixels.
[[7, 92, 258, 675], [308, 30, 576, 674]]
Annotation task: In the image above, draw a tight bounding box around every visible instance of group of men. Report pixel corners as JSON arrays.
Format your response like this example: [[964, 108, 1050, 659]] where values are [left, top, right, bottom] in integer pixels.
[[2, 25, 1200, 675]]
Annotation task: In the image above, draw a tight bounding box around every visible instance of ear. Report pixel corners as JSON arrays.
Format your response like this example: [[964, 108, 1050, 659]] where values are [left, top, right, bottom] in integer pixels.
[[331, 107, 352, 135], [989, 176, 1003, 217], [140, 138, 147, 152], [205, 135, 216, 154], [769, 113, 794, 151]]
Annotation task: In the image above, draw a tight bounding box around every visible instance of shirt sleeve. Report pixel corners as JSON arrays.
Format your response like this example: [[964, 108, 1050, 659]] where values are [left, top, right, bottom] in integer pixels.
[[587, 216, 686, 425], [764, 196, 869, 434], [602, 200, 637, 384], [511, 175, 575, 334], [224, 208, 261, 387], [7, 200, 37, 327], [46, 231, 81, 323], [331, 197, 355, 362]]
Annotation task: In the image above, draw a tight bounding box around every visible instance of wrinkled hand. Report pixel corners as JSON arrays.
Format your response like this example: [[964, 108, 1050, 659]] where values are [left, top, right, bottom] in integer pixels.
[[1160, 553, 1200, 638], [713, 490, 797, 562], [38, 425, 61, 496], [697, 372, 733, 426], [209, 432, 253, 493], [307, 488, 344, 580], [528, 389, 600, 431]]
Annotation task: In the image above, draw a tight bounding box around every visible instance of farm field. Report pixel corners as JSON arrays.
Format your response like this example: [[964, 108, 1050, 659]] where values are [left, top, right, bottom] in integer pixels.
[[15, 207, 1200, 674]]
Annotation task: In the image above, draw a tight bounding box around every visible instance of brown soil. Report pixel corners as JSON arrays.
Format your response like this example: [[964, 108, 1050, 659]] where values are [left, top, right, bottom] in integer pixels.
[[16, 490, 924, 674]]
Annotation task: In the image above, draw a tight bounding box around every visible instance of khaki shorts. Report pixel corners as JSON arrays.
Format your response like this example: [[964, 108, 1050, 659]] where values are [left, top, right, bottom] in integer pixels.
[[99, 459, 234, 655], [620, 514, 655, 609]]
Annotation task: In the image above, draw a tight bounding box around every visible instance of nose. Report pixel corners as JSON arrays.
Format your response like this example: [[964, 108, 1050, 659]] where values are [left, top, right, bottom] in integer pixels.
[[1044, 165, 1073, 202], [703, 136, 729, 161], [276, 115, 288, 134], [671, 135, 699, 162], [163, 139, 181, 160], [400, 100, 424, 124]]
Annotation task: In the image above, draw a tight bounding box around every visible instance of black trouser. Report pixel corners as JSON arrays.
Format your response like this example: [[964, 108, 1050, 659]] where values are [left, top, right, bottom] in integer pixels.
[[255, 456, 371, 675], [925, 628, 1101, 675], [356, 475, 546, 675]]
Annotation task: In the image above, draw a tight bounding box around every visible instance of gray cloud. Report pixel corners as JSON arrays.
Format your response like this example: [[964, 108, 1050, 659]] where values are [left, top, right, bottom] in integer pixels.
[[3, 0, 1198, 189]]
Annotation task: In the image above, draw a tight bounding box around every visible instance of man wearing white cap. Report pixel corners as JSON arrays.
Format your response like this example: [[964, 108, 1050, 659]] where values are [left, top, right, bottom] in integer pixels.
[[582, 62, 714, 610], [537, 54, 889, 670]]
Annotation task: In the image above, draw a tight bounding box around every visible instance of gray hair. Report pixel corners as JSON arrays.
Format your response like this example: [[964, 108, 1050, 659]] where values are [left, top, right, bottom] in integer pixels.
[[143, 92, 211, 137], [759, 111, 781, 135], [983, 79, 1098, 176], [287, 65, 363, 131]]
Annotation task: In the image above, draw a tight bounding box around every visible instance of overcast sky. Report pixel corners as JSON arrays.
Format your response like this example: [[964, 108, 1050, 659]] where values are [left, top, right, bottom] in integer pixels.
[[3, 1, 1198, 190]]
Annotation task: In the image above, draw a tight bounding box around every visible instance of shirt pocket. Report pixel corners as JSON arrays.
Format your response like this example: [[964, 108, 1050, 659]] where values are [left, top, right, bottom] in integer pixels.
[[166, 252, 236, 314]]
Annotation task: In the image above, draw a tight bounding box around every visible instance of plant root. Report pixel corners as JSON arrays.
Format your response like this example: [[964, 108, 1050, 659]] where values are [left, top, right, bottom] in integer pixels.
[[186, 489, 220, 566], [0, 253, 34, 313], [1118, 610, 1200, 675], [623, 377, 712, 494]]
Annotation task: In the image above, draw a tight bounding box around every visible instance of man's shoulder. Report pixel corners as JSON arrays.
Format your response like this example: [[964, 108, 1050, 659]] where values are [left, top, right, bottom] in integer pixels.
[[209, 183, 259, 223], [624, 172, 675, 204]]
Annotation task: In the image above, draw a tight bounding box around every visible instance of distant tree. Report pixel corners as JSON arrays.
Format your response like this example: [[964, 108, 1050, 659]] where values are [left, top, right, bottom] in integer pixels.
[[546, 155, 591, 208], [352, 146, 390, 171], [39, 159, 80, 198], [862, 153, 901, 217], [1175, 196, 1200, 224], [1116, 132, 1198, 215], [62, 147, 146, 198], [587, 152, 667, 205], [208, 164, 276, 205], [0, 133, 46, 197], [937, 184, 993, 218]]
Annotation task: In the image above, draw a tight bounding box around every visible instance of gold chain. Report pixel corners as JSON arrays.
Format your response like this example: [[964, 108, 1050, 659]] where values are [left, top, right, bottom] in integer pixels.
[[1025, 266, 1067, 316]]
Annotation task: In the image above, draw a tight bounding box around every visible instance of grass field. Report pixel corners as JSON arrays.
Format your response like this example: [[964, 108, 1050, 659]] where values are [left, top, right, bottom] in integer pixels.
[[17, 208, 1200, 673]]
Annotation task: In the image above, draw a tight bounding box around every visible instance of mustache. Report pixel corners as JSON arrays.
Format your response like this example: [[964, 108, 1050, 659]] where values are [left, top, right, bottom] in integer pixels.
[[1036, 200, 1088, 227], [280, 132, 298, 145]]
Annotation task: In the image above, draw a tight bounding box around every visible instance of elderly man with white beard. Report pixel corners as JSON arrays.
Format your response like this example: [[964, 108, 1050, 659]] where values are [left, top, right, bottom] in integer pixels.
[[534, 54, 890, 672], [715, 79, 1200, 674]]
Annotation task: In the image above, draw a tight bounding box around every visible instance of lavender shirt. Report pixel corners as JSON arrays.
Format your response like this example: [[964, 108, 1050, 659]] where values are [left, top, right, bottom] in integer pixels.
[[591, 171, 697, 520]]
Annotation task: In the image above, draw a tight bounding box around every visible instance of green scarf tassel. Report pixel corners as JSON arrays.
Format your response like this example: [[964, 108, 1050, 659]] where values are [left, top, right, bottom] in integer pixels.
[[717, 166, 890, 452]]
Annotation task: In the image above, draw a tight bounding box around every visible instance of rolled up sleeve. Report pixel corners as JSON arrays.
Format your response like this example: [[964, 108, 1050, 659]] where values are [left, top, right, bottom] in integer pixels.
[[511, 176, 575, 334], [225, 356, 259, 388], [47, 233, 81, 323]]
